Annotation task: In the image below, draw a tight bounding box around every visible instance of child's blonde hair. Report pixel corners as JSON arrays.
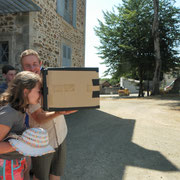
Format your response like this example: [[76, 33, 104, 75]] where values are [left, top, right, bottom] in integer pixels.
[[0, 71, 41, 112]]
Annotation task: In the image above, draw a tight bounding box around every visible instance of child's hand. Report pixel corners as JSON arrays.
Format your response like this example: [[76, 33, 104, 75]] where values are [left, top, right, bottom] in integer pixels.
[[55, 110, 78, 115]]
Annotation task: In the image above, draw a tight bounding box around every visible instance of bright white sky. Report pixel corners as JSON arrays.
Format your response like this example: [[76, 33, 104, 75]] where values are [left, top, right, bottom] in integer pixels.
[[85, 0, 180, 78], [85, 0, 122, 78]]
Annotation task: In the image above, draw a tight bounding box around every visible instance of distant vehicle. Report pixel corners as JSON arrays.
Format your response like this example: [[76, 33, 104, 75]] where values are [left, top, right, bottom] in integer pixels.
[[118, 88, 130, 96], [164, 81, 174, 91]]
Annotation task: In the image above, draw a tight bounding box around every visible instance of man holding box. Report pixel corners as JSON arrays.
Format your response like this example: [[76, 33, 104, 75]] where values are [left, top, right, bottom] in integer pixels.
[[20, 49, 75, 180]]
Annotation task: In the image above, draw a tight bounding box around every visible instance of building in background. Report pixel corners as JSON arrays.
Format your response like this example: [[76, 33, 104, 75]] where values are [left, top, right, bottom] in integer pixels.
[[0, 0, 86, 80]]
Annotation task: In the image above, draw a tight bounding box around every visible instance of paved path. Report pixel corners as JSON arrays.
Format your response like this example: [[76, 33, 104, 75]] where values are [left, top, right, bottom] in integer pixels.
[[63, 96, 180, 180]]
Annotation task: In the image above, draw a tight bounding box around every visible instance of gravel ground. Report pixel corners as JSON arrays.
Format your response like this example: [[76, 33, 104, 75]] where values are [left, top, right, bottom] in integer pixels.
[[63, 95, 180, 180]]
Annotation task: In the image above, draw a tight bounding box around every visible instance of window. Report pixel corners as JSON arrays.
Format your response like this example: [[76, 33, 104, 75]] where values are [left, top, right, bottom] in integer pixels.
[[0, 42, 8, 63], [62, 44, 72, 67], [57, 0, 76, 27], [65, 0, 68, 10]]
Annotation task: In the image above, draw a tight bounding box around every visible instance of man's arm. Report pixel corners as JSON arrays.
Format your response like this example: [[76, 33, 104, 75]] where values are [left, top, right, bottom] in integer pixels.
[[30, 107, 76, 124]]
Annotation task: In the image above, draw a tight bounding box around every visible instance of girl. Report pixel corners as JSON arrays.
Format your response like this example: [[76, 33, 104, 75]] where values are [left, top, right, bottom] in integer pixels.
[[0, 71, 41, 180]]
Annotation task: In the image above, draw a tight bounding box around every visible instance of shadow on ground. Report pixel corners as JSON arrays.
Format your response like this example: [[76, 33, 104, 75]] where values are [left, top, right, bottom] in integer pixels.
[[63, 109, 179, 180]]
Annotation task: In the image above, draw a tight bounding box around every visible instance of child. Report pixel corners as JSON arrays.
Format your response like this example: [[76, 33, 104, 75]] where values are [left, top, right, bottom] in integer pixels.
[[0, 64, 16, 93], [0, 71, 41, 180]]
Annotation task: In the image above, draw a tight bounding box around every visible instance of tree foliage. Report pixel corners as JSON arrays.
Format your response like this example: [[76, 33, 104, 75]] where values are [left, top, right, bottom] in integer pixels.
[[94, 0, 180, 96]]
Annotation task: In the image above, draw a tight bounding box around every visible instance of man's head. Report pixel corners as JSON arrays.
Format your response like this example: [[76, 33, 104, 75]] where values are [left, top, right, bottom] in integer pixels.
[[20, 49, 42, 75], [2, 65, 16, 83]]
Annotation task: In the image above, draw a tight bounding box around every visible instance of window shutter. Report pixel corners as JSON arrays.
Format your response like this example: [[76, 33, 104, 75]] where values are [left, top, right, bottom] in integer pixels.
[[67, 46, 71, 60], [65, 0, 69, 10], [67, 46, 71, 66], [64, 0, 70, 23], [62, 44, 72, 67], [57, 0, 65, 17], [72, 0, 77, 27], [63, 45, 66, 58]]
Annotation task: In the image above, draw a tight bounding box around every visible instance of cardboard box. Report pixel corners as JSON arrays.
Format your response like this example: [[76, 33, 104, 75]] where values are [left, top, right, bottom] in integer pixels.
[[42, 67, 100, 111]]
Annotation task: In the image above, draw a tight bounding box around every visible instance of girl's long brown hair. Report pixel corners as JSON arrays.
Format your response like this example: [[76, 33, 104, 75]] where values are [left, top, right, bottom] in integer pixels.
[[0, 71, 41, 113]]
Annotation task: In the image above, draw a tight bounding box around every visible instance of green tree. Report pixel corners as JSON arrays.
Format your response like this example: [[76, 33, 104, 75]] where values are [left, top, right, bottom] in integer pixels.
[[94, 0, 180, 96]]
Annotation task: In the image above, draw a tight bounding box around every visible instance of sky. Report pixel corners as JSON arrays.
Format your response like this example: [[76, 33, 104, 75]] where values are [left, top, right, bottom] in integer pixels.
[[85, 0, 180, 78], [85, 0, 122, 78]]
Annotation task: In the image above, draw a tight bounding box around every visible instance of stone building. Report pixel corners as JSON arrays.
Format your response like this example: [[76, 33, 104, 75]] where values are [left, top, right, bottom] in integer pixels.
[[0, 0, 86, 81]]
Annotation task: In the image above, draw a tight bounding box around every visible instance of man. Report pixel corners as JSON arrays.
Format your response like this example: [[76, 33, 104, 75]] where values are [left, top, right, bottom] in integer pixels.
[[20, 49, 75, 180], [0, 65, 16, 93]]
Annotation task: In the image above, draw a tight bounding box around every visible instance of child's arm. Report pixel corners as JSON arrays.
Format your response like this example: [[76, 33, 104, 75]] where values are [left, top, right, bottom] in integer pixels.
[[0, 124, 16, 154], [30, 107, 77, 124]]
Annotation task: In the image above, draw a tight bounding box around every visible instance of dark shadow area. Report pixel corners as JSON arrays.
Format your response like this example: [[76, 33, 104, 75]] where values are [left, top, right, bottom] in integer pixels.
[[151, 96, 180, 110], [144, 95, 180, 101], [159, 102, 180, 109], [63, 109, 179, 180]]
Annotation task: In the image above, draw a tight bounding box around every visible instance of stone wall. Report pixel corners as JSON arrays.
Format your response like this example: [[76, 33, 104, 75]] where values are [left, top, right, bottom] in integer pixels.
[[30, 0, 86, 67], [0, 0, 86, 82], [0, 13, 30, 81]]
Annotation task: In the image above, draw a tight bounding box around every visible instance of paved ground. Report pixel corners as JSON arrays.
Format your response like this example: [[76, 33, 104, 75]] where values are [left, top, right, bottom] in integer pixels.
[[63, 95, 180, 180]]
